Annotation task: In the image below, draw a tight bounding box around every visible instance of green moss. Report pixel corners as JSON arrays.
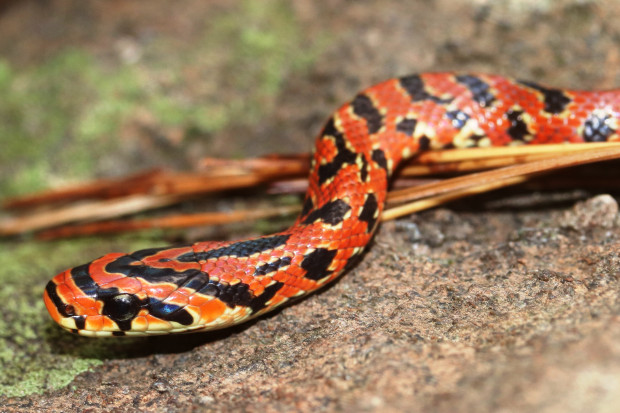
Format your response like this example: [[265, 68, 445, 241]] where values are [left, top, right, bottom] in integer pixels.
[[0, 237, 165, 397], [197, 0, 319, 127], [0, 51, 102, 197], [0, 0, 324, 396], [0, 0, 321, 199], [0, 358, 100, 398]]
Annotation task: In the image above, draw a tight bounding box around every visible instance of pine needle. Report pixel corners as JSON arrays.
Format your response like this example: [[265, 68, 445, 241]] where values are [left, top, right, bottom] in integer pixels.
[[383, 144, 620, 220], [2, 143, 620, 238]]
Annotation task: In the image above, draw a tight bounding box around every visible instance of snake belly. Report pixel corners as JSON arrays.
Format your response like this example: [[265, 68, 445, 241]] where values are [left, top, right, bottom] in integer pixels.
[[44, 73, 620, 337]]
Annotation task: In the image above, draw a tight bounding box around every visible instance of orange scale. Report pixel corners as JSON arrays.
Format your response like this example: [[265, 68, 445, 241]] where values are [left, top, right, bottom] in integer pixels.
[[142, 283, 176, 300], [237, 275, 255, 287], [144, 315, 172, 331], [73, 295, 100, 314], [184, 304, 202, 320], [566, 116, 582, 127], [346, 246, 359, 257], [188, 293, 213, 307], [331, 257, 346, 269], [218, 262, 237, 275], [165, 290, 190, 306], [307, 278, 322, 289], [287, 265, 308, 278], [300, 227, 318, 240], [341, 220, 356, 231], [57, 269, 72, 284], [201, 261, 218, 274], [316, 138, 338, 162], [337, 106, 355, 126], [321, 226, 337, 236], [277, 285, 300, 298], [271, 271, 290, 284], [349, 221, 364, 234], [217, 272, 235, 285], [282, 263, 301, 276], [250, 284, 264, 297], [199, 299, 227, 324], [146, 259, 200, 272], [247, 279, 263, 291], [265, 295, 287, 308], [357, 235, 372, 247], [205, 265, 223, 278], [338, 238, 353, 249], [245, 256, 265, 268], [575, 109, 590, 119], [556, 125, 574, 138], [234, 269, 251, 280], [130, 316, 149, 332], [291, 277, 315, 291], [90, 253, 126, 274], [99, 276, 143, 295], [548, 116, 565, 127], [336, 246, 351, 257], [521, 97, 541, 111], [270, 249, 285, 259], [256, 251, 273, 263], [328, 240, 348, 251], [571, 95, 586, 104], [259, 277, 273, 287], [57, 283, 76, 302], [90, 270, 128, 286], [498, 134, 515, 146], [177, 287, 196, 297], [101, 316, 119, 331], [84, 315, 104, 331], [333, 262, 347, 274], [568, 134, 585, 144]]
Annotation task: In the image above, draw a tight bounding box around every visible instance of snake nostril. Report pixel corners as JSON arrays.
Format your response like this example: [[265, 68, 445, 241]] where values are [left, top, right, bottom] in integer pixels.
[[63, 304, 76, 316]]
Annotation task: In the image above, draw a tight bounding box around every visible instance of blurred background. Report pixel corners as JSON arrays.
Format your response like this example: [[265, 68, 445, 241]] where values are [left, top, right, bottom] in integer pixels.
[[1, 0, 618, 199]]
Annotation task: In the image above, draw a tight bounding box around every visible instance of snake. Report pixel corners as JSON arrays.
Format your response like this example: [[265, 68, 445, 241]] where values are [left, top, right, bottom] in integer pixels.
[[44, 73, 620, 337]]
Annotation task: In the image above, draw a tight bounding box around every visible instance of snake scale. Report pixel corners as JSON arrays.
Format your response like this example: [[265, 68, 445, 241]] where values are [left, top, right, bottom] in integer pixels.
[[44, 73, 620, 336]]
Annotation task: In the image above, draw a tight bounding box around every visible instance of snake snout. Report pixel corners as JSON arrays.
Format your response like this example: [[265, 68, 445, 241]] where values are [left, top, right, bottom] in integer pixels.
[[43, 270, 88, 334]]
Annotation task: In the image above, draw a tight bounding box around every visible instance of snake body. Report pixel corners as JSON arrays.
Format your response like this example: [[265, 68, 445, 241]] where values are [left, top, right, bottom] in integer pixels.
[[44, 73, 620, 336]]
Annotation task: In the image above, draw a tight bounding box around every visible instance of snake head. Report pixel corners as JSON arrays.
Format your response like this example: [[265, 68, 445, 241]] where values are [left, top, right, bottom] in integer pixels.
[[43, 245, 256, 337]]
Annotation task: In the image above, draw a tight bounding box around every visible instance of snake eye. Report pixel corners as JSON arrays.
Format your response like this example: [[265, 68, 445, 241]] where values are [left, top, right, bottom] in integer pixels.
[[63, 304, 76, 316], [104, 293, 140, 322]]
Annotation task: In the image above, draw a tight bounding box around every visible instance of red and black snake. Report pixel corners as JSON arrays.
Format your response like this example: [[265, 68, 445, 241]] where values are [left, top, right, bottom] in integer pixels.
[[44, 73, 620, 336]]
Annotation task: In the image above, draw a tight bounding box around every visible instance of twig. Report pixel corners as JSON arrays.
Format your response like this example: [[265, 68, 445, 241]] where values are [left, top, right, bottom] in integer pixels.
[[36, 205, 301, 240], [383, 145, 620, 219], [2, 143, 620, 237]]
